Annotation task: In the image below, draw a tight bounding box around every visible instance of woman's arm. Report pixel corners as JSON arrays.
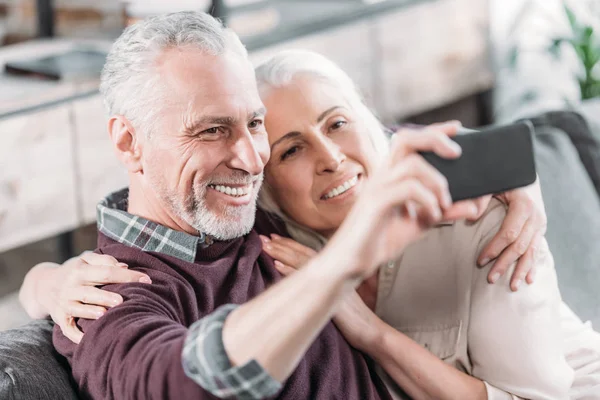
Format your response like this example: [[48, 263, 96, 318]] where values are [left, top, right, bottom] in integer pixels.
[[19, 253, 152, 343], [19, 261, 61, 319], [336, 291, 488, 400], [268, 243, 489, 400], [467, 200, 573, 400]]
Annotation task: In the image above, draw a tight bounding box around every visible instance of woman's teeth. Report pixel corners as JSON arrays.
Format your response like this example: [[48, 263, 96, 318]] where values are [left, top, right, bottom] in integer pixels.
[[324, 176, 359, 200], [209, 184, 250, 197]]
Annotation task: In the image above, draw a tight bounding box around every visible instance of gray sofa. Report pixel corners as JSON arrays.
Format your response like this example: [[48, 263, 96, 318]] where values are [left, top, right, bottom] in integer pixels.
[[1, 110, 600, 399]]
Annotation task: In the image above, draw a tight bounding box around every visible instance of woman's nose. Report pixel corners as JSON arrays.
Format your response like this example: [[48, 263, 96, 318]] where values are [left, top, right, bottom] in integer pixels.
[[315, 138, 345, 174]]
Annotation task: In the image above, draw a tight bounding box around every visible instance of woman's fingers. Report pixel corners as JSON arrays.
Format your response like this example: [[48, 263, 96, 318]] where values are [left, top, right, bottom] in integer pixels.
[[270, 234, 317, 258], [57, 314, 84, 344], [273, 260, 297, 276], [80, 252, 126, 268], [66, 301, 107, 320], [70, 286, 123, 308], [74, 264, 152, 286], [260, 235, 311, 269]]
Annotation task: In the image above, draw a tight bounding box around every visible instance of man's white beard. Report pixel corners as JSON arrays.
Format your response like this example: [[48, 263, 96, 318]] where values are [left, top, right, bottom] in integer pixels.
[[166, 173, 263, 241]]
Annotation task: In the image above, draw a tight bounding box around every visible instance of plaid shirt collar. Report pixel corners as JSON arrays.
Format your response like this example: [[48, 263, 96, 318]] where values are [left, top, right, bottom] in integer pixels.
[[97, 188, 213, 263]]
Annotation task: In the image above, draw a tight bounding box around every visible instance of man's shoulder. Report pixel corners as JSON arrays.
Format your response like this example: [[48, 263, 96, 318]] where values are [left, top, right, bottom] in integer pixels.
[[95, 232, 196, 292]]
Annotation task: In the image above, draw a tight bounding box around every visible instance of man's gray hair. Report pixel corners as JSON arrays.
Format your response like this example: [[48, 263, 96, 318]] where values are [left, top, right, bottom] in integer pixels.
[[100, 11, 247, 136]]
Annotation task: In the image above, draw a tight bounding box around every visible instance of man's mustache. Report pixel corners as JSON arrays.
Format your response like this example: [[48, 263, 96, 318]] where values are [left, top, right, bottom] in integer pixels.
[[205, 172, 264, 186]]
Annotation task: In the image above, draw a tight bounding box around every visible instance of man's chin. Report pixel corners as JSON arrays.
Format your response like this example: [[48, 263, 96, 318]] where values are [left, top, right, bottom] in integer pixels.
[[194, 205, 257, 241]]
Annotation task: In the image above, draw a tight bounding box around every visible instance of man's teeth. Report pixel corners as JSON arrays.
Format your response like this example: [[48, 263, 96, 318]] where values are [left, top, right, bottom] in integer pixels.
[[324, 176, 359, 199], [209, 184, 250, 197]]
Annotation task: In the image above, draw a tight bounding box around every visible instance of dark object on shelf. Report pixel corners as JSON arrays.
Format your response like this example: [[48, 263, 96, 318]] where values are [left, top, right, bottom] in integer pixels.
[[210, 0, 228, 24], [4, 49, 107, 81], [37, 0, 55, 38]]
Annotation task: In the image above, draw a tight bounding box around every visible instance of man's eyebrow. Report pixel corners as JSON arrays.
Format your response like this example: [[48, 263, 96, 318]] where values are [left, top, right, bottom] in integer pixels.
[[271, 131, 301, 151], [317, 106, 343, 123], [184, 107, 267, 132], [249, 107, 267, 120]]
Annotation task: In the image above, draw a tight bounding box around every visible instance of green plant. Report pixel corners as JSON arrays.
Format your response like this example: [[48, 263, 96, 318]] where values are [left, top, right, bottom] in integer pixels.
[[508, 2, 600, 100], [549, 4, 600, 99]]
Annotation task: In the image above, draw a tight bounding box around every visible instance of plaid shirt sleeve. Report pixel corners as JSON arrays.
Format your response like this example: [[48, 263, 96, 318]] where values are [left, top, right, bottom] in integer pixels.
[[182, 304, 282, 399]]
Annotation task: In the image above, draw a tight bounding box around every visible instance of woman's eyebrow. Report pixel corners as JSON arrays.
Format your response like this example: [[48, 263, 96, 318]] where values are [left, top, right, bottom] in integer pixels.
[[271, 131, 301, 151], [316, 106, 344, 123]]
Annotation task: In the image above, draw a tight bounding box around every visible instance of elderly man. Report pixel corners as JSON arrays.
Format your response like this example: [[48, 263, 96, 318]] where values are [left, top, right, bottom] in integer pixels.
[[49, 10, 548, 400]]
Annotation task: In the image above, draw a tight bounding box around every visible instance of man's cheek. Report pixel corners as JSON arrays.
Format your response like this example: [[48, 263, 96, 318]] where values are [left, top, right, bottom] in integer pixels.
[[256, 132, 271, 165]]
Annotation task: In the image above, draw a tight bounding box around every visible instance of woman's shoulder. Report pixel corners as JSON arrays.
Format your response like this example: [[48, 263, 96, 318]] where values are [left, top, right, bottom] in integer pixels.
[[450, 198, 508, 250], [405, 198, 508, 265]]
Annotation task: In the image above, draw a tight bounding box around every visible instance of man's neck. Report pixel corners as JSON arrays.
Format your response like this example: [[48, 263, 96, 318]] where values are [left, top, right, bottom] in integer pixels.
[[127, 179, 199, 236]]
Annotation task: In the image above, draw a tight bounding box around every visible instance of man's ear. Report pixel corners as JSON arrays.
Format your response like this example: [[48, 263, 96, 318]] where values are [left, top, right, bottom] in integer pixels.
[[108, 115, 144, 173]]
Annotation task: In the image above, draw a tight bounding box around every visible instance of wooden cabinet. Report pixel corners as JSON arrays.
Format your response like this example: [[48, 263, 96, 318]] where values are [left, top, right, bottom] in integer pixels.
[[71, 95, 127, 224], [375, 0, 493, 122], [249, 21, 379, 111], [0, 105, 78, 252]]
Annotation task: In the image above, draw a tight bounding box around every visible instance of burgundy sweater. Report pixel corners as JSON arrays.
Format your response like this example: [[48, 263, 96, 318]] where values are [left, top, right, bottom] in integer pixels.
[[53, 213, 392, 400]]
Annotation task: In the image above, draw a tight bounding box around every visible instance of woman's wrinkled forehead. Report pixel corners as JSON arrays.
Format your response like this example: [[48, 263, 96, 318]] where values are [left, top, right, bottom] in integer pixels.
[[261, 76, 353, 144]]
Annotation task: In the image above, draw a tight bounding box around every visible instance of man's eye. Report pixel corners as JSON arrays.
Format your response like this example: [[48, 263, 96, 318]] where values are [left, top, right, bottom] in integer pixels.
[[249, 119, 264, 129], [202, 127, 222, 135], [281, 146, 300, 161]]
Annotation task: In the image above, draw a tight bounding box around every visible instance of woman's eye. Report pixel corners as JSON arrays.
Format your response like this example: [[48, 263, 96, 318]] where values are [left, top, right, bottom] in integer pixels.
[[281, 146, 300, 161], [330, 120, 347, 131], [249, 119, 264, 129]]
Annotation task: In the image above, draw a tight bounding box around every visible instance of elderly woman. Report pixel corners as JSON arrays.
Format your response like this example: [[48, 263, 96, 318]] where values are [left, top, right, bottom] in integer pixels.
[[19, 50, 600, 399]]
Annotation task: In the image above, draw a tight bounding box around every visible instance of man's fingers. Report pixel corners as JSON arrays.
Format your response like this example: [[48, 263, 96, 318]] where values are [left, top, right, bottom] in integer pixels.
[[75, 264, 152, 286], [388, 179, 443, 223], [478, 201, 531, 266], [71, 286, 123, 308], [442, 200, 479, 221], [487, 219, 537, 288], [80, 252, 126, 268], [390, 155, 452, 210], [526, 234, 544, 284], [392, 130, 462, 162], [428, 120, 462, 135], [465, 196, 492, 222]]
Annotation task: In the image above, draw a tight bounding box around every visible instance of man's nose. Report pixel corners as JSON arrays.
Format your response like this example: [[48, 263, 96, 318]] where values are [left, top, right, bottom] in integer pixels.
[[315, 137, 345, 174], [229, 131, 265, 176]]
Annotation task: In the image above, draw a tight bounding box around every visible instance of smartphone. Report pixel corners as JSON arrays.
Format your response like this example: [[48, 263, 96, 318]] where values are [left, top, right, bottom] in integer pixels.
[[419, 122, 537, 202]]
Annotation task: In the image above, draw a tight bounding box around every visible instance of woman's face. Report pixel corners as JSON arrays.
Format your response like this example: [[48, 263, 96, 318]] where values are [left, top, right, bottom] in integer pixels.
[[262, 75, 380, 237]]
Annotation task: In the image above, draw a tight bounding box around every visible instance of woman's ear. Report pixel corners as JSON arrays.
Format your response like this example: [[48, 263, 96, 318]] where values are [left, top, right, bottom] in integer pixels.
[[108, 116, 144, 173]]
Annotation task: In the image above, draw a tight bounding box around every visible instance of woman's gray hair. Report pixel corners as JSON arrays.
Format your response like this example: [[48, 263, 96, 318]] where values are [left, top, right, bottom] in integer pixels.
[[100, 11, 247, 136], [255, 50, 390, 250]]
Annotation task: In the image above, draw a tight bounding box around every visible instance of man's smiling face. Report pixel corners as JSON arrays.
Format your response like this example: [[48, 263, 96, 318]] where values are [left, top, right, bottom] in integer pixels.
[[140, 48, 270, 240]]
